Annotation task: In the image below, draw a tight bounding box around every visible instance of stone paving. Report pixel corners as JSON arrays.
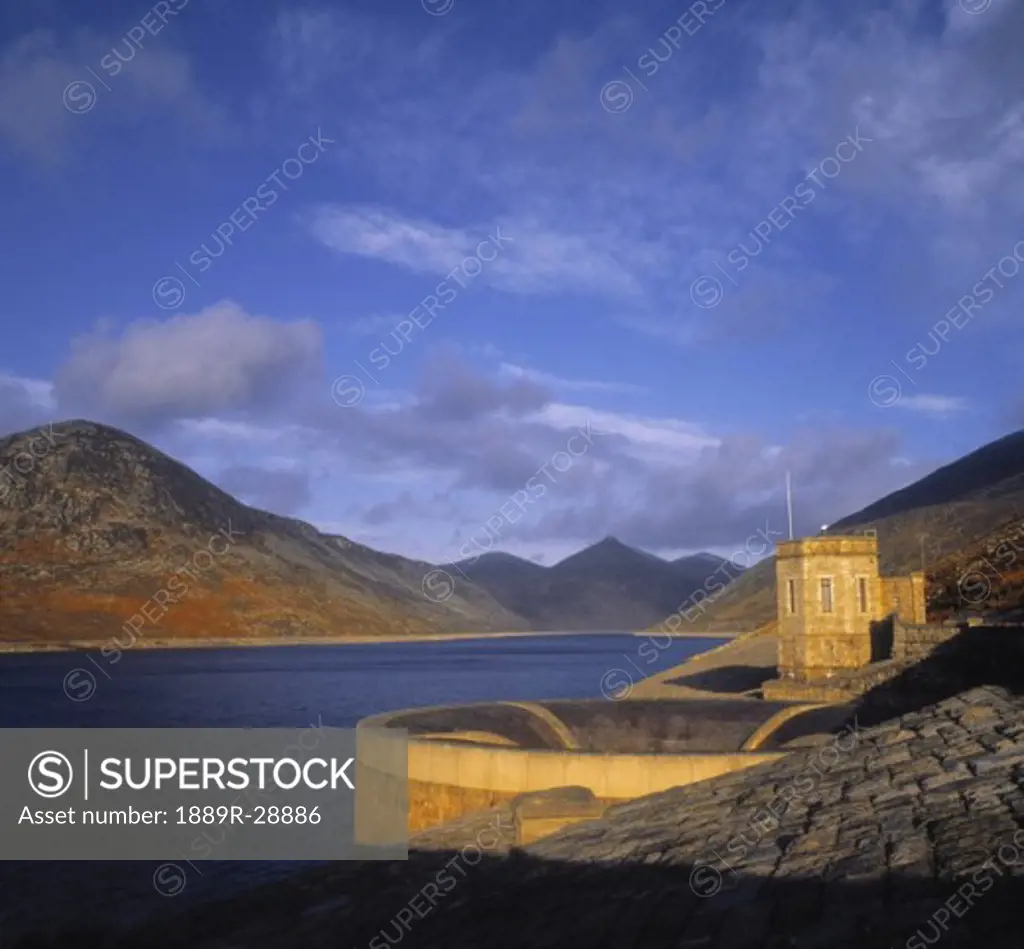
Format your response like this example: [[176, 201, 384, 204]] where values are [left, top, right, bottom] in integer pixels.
[[19, 684, 1024, 949]]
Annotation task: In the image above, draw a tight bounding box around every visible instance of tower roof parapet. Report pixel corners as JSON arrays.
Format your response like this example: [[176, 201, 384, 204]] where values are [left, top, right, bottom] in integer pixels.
[[775, 535, 879, 559]]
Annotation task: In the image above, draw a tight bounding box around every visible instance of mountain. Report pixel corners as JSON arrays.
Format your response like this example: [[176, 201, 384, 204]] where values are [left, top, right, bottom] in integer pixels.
[[453, 537, 738, 631], [0, 420, 528, 645], [674, 429, 1024, 632], [672, 552, 733, 571], [835, 430, 1024, 526]]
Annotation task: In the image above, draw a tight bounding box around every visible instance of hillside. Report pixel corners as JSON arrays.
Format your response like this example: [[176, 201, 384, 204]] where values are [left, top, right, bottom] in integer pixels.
[[673, 429, 1024, 632], [927, 516, 1024, 620], [14, 418, 1015, 644], [0, 420, 528, 644], [454, 538, 737, 630]]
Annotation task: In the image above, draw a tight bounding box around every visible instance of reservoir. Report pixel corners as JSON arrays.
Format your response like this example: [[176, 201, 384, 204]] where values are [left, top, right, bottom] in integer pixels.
[[0, 633, 723, 936]]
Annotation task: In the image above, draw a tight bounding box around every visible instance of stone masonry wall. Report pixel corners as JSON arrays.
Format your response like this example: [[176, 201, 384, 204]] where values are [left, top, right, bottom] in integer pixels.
[[408, 778, 520, 833], [407, 777, 619, 833], [892, 617, 965, 662], [761, 660, 904, 703], [880, 575, 927, 624], [776, 538, 881, 680]]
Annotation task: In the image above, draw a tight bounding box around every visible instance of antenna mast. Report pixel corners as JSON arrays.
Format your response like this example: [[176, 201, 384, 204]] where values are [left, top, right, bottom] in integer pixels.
[[786, 470, 794, 540]]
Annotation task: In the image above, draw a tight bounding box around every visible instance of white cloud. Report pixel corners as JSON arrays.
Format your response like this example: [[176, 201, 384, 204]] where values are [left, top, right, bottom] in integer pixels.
[[308, 204, 641, 298], [54, 301, 322, 424], [530, 402, 721, 456], [174, 418, 305, 444], [894, 394, 969, 418], [498, 363, 645, 395], [0, 371, 57, 435], [0, 371, 55, 410]]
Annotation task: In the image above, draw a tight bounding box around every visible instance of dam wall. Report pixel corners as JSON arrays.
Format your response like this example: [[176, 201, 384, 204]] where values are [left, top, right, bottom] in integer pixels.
[[359, 699, 830, 832]]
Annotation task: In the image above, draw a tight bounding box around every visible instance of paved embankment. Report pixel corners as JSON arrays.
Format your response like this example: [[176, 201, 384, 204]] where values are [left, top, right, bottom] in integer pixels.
[[19, 684, 1024, 949], [630, 628, 779, 700]]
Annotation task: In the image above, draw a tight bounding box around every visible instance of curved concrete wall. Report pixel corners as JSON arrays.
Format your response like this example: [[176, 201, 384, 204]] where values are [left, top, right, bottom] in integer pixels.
[[408, 736, 785, 797], [359, 703, 789, 832]]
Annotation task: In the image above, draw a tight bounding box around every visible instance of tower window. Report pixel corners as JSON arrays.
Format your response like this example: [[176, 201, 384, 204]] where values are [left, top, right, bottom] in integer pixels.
[[820, 577, 834, 613], [858, 577, 869, 613], [787, 579, 797, 614]]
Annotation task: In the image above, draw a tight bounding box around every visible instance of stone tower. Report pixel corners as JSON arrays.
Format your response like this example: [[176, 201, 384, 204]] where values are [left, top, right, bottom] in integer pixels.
[[775, 535, 884, 681]]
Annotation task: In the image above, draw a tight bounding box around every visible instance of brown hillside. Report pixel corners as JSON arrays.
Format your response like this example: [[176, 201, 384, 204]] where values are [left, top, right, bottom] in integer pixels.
[[0, 420, 527, 645]]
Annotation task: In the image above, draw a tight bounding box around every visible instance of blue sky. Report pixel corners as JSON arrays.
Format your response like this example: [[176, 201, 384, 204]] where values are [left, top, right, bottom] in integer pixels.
[[1, 0, 1022, 565]]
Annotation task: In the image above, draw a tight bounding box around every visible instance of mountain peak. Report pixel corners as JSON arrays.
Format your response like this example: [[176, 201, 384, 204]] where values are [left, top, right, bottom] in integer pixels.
[[554, 535, 665, 570], [673, 552, 729, 567], [593, 535, 632, 551], [3, 418, 127, 443], [452, 550, 541, 570]]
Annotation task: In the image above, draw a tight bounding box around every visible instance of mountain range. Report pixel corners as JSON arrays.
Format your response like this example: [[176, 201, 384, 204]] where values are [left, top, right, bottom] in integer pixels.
[[4, 419, 1023, 646], [0, 420, 734, 644], [451, 542, 734, 630]]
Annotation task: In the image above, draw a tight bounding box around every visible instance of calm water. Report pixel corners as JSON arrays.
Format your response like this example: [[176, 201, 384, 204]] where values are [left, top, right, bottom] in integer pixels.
[[0, 634, 722, 936]]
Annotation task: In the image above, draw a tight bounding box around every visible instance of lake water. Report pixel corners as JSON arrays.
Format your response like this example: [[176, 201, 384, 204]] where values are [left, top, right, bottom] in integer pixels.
[[0, 633, 723, 936]]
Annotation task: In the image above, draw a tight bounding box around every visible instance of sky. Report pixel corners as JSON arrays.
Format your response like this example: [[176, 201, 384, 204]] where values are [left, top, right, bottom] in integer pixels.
[[0, 0, 1022, 567]]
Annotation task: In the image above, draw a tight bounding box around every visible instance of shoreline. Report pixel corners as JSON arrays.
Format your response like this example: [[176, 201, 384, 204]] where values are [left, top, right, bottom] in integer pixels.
[[0, 629, 734, 655], [628, 627, 777, 700]]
